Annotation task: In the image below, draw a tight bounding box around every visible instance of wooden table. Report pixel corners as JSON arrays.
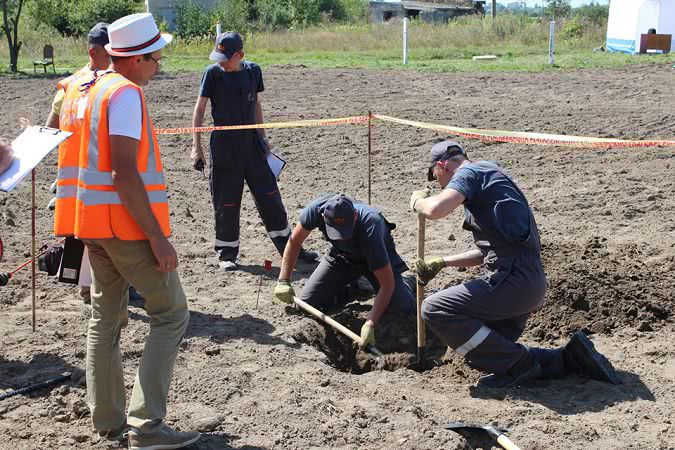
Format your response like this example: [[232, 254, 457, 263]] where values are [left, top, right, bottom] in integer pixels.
[[639, 34, 671, 54]]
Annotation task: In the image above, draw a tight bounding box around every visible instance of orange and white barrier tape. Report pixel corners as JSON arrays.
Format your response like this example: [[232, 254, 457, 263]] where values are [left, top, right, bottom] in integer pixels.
[[372, 114, 675, 149], [155, 115, 369, 135], [155, 112, 674, 149]]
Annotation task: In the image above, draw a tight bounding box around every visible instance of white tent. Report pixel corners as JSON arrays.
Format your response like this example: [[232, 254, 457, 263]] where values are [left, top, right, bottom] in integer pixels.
[[606, 0, 675, 53]]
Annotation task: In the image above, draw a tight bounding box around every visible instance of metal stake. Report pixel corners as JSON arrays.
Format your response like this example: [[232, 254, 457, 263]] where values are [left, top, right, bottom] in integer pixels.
[[367, 111, 372, 205], [31, 169, 36, 332]]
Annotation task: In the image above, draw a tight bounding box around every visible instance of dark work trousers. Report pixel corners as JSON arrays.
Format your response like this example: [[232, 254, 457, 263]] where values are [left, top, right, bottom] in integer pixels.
[[209, 130, 290, 262], [300, 251, 415, 315], [421, 251, 553, 375]]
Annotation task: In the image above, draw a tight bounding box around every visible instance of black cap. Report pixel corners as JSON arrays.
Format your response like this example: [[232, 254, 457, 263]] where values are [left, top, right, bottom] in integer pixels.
[[210, 32, 243, 62], [427, 140, 466, 181], [87, 22, 110, 46], [322, 194, 356, 240]]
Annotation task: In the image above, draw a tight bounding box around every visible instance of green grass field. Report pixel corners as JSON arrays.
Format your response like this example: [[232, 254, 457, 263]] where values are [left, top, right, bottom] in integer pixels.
[[2, 17, 674, 75]]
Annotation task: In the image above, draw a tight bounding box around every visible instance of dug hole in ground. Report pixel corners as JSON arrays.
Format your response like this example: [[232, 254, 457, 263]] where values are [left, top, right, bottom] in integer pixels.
[[0, 63, 674, 449]]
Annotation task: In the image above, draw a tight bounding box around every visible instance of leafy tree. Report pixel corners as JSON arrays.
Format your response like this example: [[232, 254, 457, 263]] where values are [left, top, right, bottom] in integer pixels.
[[574, 2, 609, 27], [29, 0, 143, 36], [546, 0, 571, 19], [216, 0, 250, 33], [175, 0, 214, 38], [1, 0, 25, 72]]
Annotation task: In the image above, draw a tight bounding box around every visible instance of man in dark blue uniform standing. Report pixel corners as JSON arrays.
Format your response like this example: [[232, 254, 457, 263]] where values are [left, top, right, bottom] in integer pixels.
[[191, 32, 316, 270], [273, 194, 415, 348], [411, 140, 620, 388]]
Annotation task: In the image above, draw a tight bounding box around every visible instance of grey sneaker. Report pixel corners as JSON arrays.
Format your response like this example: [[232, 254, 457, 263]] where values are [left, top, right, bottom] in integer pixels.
[[127, 424, 201, 450], [218, 260, 237, 271]]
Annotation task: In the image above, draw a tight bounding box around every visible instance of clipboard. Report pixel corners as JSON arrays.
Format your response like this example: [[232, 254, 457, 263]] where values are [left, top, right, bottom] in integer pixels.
[[0, 126, 72, 192], [267, 151, 286, 180]]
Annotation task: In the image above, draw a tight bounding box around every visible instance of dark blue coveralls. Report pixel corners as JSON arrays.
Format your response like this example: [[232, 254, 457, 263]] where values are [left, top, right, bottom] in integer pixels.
[[299, 195, 415, 314], [199, 62, 291, 262], [422, 162, 565, 377]]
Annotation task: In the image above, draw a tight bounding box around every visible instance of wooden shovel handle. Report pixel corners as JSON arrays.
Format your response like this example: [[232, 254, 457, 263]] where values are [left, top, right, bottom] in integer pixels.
[[416, 214, 426, 350], [496, 434, 522, 450]]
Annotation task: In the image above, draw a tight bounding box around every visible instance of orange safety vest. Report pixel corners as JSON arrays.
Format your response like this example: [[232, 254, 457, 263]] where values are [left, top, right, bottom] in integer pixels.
[[72, 72, 171, 240], [54, 66, 93, 236]]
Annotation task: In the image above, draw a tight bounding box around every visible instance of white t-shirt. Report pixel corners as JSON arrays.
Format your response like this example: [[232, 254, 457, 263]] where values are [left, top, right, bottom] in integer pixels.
[[108, 87, 142, 139]]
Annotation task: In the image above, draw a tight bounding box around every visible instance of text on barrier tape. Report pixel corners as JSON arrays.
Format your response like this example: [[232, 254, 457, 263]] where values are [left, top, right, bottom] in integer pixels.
[[372, 114, 675, 149]]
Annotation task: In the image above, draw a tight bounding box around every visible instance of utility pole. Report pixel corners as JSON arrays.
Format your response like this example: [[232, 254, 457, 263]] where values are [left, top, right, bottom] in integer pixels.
[[492, 0, 496, 18]]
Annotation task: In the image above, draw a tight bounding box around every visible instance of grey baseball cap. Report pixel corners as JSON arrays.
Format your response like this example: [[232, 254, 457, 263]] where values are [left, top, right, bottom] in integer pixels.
[[322, 194, 356, 240], [428, 140, 466, 181], [87, 22, 110, 46], [209, 32, 243, 62]]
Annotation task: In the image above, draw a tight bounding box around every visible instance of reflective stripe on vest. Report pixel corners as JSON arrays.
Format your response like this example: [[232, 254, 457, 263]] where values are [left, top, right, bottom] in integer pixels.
[[54, 68, 94, 237], [73, 72, 171, 240], [77, 189, 168, 206]]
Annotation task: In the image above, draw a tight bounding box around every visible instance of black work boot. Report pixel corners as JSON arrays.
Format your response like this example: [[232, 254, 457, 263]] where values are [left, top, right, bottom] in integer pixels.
[[298, 248, 320, 264], [477, 351, 542, 388], [562, 331, 621, 384]]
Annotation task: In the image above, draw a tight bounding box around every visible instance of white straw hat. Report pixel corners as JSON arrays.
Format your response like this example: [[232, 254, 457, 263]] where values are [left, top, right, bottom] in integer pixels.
[[105, 13, 172, 57]]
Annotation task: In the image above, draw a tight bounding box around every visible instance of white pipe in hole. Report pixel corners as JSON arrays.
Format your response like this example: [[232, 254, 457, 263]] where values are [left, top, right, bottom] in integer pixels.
[[216, 21, 222, 36]]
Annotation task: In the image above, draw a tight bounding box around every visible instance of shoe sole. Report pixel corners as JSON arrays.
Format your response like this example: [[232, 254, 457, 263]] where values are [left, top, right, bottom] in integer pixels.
[[567, 332, 621, 384], [128, 433, 201, 450]]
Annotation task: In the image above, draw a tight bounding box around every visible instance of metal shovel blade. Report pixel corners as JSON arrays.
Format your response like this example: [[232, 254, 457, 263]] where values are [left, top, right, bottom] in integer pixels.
[[446, 421, 508, 439], [446, 422, 521, 450]]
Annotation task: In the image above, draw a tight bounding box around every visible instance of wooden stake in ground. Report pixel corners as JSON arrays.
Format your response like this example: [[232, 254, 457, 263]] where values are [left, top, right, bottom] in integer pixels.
[[416, 214, 426, 368]]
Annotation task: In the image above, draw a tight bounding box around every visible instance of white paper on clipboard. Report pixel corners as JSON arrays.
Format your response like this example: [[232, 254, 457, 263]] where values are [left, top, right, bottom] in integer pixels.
[[0, 126, 72, 192], [267, 151, 286, 179]]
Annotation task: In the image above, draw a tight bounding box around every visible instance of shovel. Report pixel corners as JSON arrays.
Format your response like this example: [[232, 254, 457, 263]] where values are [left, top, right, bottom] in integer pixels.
[[416, 214, 426, 369], [446, 421, 521, 450], [292, 296, 384, 361]]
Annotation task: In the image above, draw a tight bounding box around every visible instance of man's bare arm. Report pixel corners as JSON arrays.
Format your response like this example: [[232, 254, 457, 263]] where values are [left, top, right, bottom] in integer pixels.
[[367, 263, 395, 325], [279, 224, 311, 281], [191, 96, 208, 169], [443, 249, 484, 268], [45, 111, 59, 129], [416, 188, 466, 220]]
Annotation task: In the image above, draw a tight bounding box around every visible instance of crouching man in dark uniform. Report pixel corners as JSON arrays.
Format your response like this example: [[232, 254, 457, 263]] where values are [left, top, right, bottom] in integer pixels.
[[273, 194, 415, 348], [410, 141, 620, 388], [191, 32, 316, 271]]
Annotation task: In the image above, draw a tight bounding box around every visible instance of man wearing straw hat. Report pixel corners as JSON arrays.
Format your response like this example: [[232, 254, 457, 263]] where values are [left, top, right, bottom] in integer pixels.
[[191, 31, 317, 271], [73, 13, 200, 448], [410, 140, 620, 388]]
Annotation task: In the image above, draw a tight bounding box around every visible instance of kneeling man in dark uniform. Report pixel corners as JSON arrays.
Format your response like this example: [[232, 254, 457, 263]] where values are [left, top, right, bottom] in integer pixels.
[[410, 141, 619, 388], [274, 194, 415, 348]]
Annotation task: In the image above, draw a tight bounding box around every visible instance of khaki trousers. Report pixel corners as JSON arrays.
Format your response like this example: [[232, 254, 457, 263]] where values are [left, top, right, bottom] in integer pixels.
[[83, 239, 189, 434]]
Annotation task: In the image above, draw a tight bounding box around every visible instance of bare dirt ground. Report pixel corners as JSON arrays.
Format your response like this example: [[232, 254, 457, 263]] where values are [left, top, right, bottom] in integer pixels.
[[1, 63, 674, 450]]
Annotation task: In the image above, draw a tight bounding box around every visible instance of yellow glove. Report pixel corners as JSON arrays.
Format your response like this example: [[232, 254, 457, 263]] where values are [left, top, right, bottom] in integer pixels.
[[359, 321, 375, 348], [273, 280, 295, 304], [409, 188, 430, 213], [415, 257, 445, 286]]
